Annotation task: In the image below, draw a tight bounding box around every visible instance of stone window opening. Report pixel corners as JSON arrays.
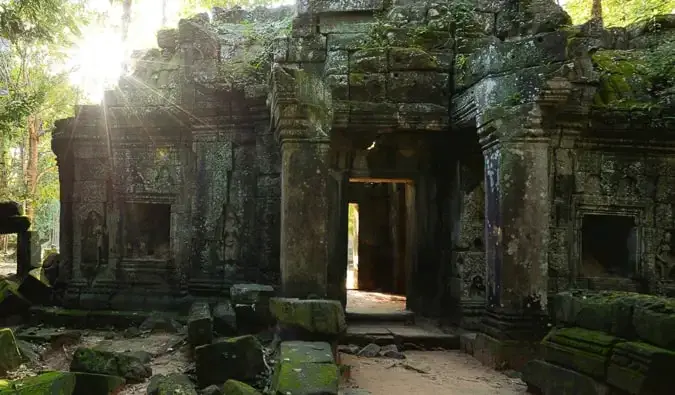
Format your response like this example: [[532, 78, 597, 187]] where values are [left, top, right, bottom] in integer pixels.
[[122, 202, 171, 260], [580, 214, 638, 279]]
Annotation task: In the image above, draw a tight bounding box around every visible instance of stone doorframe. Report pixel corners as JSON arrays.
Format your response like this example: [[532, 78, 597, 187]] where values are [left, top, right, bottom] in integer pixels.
[[569, 196, 648, 282], [328, 176, 416, 309]]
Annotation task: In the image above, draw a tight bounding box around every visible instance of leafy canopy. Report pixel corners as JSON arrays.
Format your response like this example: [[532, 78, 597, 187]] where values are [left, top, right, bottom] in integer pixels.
[[564, 0, 675, 27]]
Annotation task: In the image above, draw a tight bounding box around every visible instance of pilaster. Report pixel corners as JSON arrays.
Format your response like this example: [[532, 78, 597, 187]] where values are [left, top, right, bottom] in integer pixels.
[[278, 129, 332, 298]]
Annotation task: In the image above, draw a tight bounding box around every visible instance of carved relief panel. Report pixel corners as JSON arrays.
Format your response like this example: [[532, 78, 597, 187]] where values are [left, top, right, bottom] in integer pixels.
[[114, 147, 180, 194]]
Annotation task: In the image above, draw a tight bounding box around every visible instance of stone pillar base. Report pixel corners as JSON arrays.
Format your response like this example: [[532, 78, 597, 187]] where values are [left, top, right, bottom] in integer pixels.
[[473, 333, 540, 371]]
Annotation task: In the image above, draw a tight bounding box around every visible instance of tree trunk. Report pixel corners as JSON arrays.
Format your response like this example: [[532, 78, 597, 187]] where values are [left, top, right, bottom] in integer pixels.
[[0, 134, 8, 195], [121, 0, 133, 73], [25, 116, 39, 223], [591, 0, 604, 31], [161, 0, 168, 26]]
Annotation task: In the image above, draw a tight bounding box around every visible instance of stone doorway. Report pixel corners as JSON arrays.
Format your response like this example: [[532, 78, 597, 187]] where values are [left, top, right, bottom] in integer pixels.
[[345, 179, 413, 314], [578, 213, 639, 290]]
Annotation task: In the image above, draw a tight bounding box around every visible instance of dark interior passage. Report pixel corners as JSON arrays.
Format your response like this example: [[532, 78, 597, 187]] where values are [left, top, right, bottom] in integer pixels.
[[581, 214, 637, 278], [346, 181, 411, 310]]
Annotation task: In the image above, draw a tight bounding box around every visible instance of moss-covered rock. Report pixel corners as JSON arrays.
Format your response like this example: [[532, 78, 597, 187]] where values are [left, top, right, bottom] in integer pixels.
[[72, 373, 125, 395], [271, 362, 338, 395], [147, 373, 197, 395], [279, 341, 335, 364], [195, 335, 265, 387], [222, 380, 261, 395], [606, 341, 675, 395], [0, 372, 76, 395], [69, 347, 152, 383], [0, 328, 23, 375], [269, 298, 346, 336], [541, 327, 621, 380]]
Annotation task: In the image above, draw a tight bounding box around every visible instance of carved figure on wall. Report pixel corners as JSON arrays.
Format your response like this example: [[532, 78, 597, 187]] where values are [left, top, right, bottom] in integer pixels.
[[468, 275, 486, 300], [80, 211, 105, 280], [216, 205, 240, 266], [656, 231, 675, 280], [154, 164, 174, 188], [126, 165, 146, 193]]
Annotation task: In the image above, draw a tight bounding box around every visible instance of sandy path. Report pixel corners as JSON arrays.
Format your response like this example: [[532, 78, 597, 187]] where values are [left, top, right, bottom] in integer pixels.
[[340, 351, 528, 395]]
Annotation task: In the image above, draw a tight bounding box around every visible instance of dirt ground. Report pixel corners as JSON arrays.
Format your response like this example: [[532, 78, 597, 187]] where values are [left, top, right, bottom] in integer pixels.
[[346, 290, 407, 313], [339, 351, 528, 395]]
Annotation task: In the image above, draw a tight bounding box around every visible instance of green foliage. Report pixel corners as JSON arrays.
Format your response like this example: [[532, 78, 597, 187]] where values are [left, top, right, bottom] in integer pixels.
[[0, 0, 86, 44], [180, 0, 280, 16], [564, 0, 674, 27]]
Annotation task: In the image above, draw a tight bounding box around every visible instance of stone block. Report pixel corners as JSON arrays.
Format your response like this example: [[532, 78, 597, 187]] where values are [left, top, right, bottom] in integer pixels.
[[0, 328, 23, 375], [69, 347, 152, 383], [326, 74, 349, 100], [632, 300, 675, 350], [269, 298, 346, 335], [187, 301, 213, 348], [326, 33, 368, 51], [473, 333, 539, 371], [459, 332, 477, 355], [522, 359, 610, 395], [146, 373, 197, 395], [0, 372, 77, 394], [348, 73, 386, 102], [230, 284, 275, 305], [288, 36, 327, 63], [0, 279, 30, 317], [17, 268, 52, 305], [72, 373, 126, 395], [303, 0, 384, 14], [280, 341, 335, 364], [222, 379, 261, 395], [541, 327, 620, 380], [213, 301, 237, 336], [319, 14, 374, 34], [350, 49, 388, 73], [324, 51, 349, 75], [194, 335, 265, 387], [388, 48, 441, 71], [387, 72, 449, 105], [271, 362, 339, 395], [606, 341, 675, 395], [0, 201, 21, 217]]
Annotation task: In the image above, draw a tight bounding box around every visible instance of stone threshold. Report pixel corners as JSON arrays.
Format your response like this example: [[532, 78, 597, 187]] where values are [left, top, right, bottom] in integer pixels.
[[343, 323, 460, 350]]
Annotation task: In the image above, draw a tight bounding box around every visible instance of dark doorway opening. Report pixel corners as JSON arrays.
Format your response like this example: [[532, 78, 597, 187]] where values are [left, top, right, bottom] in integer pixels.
[[346, 180, 412, 314], [581, 214, 637, 278], [123, 203, 171, 260]]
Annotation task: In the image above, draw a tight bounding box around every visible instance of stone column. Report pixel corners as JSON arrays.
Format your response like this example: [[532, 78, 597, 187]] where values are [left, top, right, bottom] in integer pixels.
[[279, 136, 332, 298], [474, 105, 551, 370]]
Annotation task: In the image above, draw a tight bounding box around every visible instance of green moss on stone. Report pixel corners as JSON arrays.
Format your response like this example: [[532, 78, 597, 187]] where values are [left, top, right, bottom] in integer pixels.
[[272, 362, 338, 395], [0, 372, 76, 395], [222, 379, 261, 395], [0, 328, 23, 375]]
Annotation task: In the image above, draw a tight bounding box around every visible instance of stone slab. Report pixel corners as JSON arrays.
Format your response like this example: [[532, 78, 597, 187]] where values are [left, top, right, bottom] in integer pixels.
[[187, 301, 213, 348], [473, 333, 540, 371], [522, 359, 610, 395], [280, 341, 335, 364]]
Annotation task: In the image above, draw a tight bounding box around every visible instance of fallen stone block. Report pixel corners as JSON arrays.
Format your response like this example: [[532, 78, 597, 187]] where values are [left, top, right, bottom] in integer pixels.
[[0, 328, 23, 375], [69, 347, 152, 383], [378, 344, 405, 359], [195, 335, 265, 387], [188, 301, 213, 348], [230, 284, 275, 305], [147, 373, 197, 395], [280, 341, 335, 364], [72, 372, 126, 395], [357, 343, 380, 357], [213, 301, 237, 336], [269, 298, 346, 335], [271, 362, 339, 395], [0, 371, 76, 394], [632, 300, 675, 350], [17, 268, 52, 305], [541, 327, 620, 380], [0, 279, 30, 317], [222, 379, 262, 395], [16, 327, 82, 348], [606, 341, 675, 395], [201, 385, 222, 395], [139, 312, 184, 334], [522, 359, 610, 395]]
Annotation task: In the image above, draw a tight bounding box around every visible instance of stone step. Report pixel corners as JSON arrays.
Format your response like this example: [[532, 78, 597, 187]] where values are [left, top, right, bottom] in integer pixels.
[[345, 309, 414, 324], [342, 323, 459, 350]]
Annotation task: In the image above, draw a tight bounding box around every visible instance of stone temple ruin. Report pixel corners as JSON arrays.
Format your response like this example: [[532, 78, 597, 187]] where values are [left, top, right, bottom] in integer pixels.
[[37, 0, 675, 390]]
